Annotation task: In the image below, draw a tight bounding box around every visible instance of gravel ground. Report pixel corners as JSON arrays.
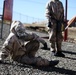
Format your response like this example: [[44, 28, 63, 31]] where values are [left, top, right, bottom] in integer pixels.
[[0, 29, 76, 75]]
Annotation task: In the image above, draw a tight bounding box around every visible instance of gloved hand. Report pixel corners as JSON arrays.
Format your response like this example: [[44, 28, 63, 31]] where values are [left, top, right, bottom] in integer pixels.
[[40, 42, 50, 50]]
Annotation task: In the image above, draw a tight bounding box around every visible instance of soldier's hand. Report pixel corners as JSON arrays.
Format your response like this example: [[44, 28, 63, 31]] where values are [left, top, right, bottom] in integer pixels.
[[40, 42, 50, 50]]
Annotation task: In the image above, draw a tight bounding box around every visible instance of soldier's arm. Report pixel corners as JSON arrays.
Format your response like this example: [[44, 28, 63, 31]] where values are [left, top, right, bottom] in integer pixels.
[[45, 2, 56, 20], [16, 31, 35, 41], [45, 1, 52, 19], [60, 1, 64, 22]]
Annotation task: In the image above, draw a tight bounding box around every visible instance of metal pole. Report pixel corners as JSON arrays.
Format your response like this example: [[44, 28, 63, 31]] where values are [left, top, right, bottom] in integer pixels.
[[64, 0, 68, 41], [0, 0, 5, 39]]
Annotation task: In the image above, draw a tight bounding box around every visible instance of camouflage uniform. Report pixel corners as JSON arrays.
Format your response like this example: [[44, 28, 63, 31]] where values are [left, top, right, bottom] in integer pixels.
[[1, 21, 59, 66], [45, 0, 65, 57]]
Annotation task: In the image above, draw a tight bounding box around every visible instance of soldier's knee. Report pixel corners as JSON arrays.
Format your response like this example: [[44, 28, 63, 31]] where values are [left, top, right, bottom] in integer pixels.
[[33, 40, 40, 48]]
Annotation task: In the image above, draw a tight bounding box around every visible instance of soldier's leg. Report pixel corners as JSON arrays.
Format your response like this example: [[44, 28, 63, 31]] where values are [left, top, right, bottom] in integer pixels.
[[25, 40, 39, 57], [16, 40, 39, 64], [18, 55, 49, 66], [49, 29, 56, 52], [56, 32, 63, 51], [35, 56, 59, 67], [50, 42, 56, 52], [55, 32, 65, 57], [16, 40, 59, 66], [17, 55, 59, 67]]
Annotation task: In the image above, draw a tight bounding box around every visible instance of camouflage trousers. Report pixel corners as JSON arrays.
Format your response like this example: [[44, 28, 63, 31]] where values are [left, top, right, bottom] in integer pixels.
[[16, 40, 49, 66], [48, 28, 63, 52]]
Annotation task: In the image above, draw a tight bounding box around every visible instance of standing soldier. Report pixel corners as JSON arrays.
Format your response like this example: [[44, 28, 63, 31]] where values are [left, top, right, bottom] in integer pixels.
[[0, 21, 59, 67], [45, 0, 65, 57]]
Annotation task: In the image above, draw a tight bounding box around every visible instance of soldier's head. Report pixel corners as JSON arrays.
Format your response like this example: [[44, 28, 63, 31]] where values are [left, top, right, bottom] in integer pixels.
[[10, 21, 25, 34]]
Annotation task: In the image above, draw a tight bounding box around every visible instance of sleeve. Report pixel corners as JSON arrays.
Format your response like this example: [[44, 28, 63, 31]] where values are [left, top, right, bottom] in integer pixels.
[[16, 30, 47, 45], [2, 38, 13, 53], [45, 1, 56, 21], [60, 2, 64, 22], [1, 37, 14, 59], [16, 31, 35, 41], [45, 1, 52, 19]]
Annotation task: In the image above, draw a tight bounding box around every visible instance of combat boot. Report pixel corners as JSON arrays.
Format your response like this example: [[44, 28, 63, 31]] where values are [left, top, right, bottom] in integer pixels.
[[54, 51, 65, 57], [49, 60, 59, 67]]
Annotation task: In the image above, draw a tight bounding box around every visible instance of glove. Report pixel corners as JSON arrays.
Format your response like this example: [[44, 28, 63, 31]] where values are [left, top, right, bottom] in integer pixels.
[[40, 42, 50, 50]]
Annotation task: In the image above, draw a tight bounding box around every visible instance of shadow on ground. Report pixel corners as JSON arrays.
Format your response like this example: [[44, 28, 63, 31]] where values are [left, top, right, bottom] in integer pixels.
[[0, 61, 76, 75], [62, 50, 76, 60], [62, 50, 76, 55]]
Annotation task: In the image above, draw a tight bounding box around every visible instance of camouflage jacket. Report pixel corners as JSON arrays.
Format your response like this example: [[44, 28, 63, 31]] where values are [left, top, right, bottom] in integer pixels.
[[45, 0, 64, 21]]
